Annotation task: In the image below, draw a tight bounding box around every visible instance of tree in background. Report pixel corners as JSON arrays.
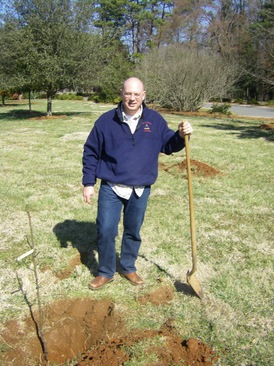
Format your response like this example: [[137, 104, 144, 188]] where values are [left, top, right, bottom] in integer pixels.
[[90, 0, 174, 55], [156, 0, 209, 47], [206, 0, 274, 100], [76, 33, 132, 102], [0, 0, 132, 114], [0, 20, 42, 109], [136, 45, 240, 111], [0, 0, 89, 114], [0, 4, 22, 106], [0, 0, 273, 107], [250, 1, 274, 99]]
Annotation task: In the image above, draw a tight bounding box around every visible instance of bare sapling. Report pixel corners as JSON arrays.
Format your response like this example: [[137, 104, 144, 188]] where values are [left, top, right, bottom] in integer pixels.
[[16, 210, 48, 363]]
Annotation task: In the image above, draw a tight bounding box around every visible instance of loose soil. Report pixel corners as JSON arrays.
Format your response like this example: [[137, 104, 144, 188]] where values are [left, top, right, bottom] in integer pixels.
[[161, 159, 222, 178], [259, 123, 274, 130], [1, 291, 218, 366], [28, 115, 68, 120], [179, 159, 221, 177], [1, 161, 220, 366]]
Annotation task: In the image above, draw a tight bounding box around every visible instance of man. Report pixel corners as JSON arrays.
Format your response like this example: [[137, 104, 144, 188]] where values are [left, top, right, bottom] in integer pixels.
[[82, 77, 193, 290]]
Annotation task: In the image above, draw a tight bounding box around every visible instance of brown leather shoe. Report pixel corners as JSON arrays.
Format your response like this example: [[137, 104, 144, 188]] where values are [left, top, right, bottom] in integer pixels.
[[121, 272, 144, 286], [88, 276, 114, 291]]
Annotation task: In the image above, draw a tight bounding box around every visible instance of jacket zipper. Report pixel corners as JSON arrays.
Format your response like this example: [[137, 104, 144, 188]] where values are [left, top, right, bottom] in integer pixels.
[[131, 118, 143, 146]]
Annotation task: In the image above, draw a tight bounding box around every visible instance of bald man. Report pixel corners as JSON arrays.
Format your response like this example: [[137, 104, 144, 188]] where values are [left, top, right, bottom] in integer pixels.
[[82, 77, 193, 290]]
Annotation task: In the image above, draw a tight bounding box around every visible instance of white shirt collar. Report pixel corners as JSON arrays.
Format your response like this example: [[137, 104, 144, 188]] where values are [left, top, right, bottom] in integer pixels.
[[122, 106, 142, 122]]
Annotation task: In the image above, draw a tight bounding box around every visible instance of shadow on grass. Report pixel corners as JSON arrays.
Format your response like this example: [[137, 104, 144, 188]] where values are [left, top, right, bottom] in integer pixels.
[[0, 109, 88, 120], [52, 222, 201, 296], [53, 219, 98, 276], [1, 102, 27, 107], [139, 254, 199, 298], [53, 220, 127, 279], [202, 121, 274, 142]]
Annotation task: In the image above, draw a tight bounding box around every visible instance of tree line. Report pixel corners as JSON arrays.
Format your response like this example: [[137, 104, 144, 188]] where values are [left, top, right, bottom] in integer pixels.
[[0, 0, 273, 114]]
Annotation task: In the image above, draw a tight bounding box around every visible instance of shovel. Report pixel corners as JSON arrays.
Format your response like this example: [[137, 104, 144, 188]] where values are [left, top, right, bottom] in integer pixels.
[[184, 134, 203, 299]]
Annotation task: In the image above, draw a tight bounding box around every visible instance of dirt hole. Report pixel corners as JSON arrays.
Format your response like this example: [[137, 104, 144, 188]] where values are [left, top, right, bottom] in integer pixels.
[[1, 291, 218, 366], [1, 298, 121, 365]]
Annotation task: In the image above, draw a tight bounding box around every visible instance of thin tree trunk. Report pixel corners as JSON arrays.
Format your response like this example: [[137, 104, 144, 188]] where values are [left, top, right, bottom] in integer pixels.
[[47, 95, 52, 116], [28, 90, 32, 111], [26, 211, 48, 362]]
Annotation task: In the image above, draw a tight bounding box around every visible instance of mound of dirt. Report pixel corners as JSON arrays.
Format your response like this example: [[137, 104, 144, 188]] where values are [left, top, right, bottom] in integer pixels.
[[1, 293, 218, 366], [180, 159, 221, 177], [162, 159, 221, 177], [136, 284, 174, 305], [28, 115, 67, 120], [260, 123, 274, 130], [75, 326, 218, 366]]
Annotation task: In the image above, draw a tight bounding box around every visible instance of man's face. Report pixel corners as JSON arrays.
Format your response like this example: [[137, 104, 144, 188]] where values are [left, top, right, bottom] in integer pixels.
[[120, 79, 146, 116]]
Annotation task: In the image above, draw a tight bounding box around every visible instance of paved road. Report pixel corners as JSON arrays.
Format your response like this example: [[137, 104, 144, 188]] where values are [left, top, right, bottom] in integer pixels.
[[204, 103, 274, 119]]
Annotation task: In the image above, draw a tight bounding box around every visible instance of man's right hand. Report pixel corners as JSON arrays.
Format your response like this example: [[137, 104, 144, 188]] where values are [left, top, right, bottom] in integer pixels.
[[83, 186, 95, 204]]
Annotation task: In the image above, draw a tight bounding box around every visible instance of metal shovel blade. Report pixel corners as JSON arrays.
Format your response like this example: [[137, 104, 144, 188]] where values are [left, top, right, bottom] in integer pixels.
[[187, 271, 203, 299]]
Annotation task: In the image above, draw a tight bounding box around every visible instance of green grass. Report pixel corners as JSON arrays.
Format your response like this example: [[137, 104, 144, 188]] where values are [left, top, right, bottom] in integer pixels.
[[0, 99, 273, 365]]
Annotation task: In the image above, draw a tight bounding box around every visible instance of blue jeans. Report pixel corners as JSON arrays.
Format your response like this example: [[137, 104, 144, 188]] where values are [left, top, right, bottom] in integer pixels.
[[96, 181, 150, 278]]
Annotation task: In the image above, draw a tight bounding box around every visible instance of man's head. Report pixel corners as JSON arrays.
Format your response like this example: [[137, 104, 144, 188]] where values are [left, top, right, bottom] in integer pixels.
[[120, 77, 146, 116]]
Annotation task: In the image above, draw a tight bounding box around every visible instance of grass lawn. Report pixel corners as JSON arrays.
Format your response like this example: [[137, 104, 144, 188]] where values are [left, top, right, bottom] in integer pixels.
[[0, 99, 273, 365]]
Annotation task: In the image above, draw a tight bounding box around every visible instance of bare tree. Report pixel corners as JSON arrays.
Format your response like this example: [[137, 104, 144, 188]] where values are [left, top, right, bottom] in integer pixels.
[[136, 45, 240, 111], [206, 0, 274, 99]]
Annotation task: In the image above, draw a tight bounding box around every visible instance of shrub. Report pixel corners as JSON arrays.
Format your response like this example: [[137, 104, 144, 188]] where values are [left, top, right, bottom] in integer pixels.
[[210, 103, 232, 115], [54, 93, 83, 101], [35, 92, 48, 99], [247, 98, 259, 105], [88, 94, 102, 103], [113, 97, 121, 104], [222, 97, 232, 103], [233, 98, 245, 104]]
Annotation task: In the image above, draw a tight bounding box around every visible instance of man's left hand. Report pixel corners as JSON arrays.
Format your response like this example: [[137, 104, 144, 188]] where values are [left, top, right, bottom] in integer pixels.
[[178, 121, 193, 138]]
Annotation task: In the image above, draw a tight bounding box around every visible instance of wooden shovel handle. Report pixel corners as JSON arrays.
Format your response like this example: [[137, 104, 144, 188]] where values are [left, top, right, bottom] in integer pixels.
[[184, 134, 197, 275]]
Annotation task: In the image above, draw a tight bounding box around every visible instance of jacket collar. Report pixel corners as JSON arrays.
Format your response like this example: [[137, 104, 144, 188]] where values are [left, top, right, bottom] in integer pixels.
[[116, 101, 146, 122]]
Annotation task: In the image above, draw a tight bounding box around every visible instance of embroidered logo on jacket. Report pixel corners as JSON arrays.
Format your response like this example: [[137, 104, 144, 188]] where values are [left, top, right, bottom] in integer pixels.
[[142, 121, 152, 133]]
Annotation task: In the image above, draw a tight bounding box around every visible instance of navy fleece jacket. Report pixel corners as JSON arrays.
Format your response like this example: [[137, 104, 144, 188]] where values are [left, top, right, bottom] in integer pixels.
[[82, 102, 186, 187]]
